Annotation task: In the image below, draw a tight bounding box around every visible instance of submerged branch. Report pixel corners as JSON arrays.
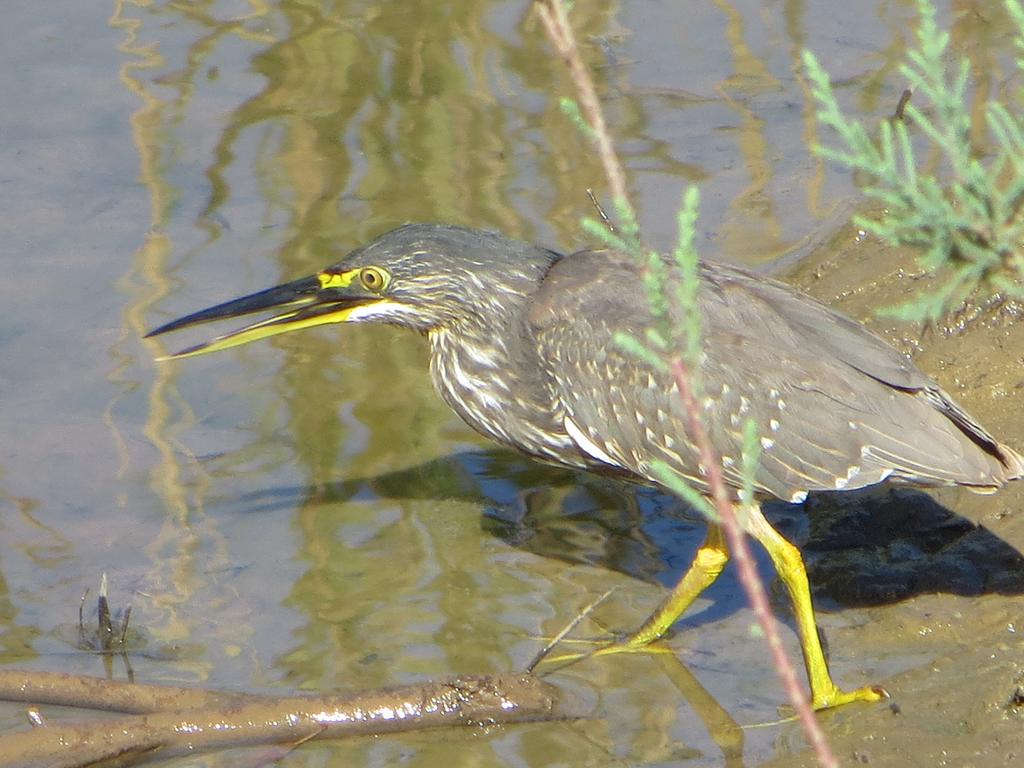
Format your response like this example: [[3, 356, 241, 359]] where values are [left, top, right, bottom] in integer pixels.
[[0, 668, 249, 714], [0, 670, 561, 768]]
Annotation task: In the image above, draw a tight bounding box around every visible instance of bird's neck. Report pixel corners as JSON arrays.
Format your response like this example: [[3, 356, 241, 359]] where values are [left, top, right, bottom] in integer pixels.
[[426, 313, 579, 465]]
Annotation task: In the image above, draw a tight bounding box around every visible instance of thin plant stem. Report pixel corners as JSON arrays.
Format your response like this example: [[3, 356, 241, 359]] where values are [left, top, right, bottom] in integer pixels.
[[535, 0, 633, 236], [670, 360, 837, 768], [526, 588, 616, 673], [535, 2, 837, 765]]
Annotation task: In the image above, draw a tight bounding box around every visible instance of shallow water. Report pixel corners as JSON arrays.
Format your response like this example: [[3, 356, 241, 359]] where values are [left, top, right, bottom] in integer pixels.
[[2, 1, 1023, 765]]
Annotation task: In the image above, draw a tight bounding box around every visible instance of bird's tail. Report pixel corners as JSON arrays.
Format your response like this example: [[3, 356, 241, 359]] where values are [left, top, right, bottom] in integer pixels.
[[992, 441, 1024, 484], [929, 388, 1024, 491]]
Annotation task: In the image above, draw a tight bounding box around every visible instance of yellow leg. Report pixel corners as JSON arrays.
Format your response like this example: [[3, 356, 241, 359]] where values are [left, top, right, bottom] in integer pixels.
[[603, 523, 730, 651], [742, 503, 885, 710]]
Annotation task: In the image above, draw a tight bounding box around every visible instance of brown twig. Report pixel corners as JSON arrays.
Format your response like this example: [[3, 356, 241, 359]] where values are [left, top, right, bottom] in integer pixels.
[[535, 1, 629, 208], [894, 88, 913, 120], [670, 360, 837, 768], [585, 188, 616, 233], [535, 2, 837, 765], [0, 671, 560, 768]]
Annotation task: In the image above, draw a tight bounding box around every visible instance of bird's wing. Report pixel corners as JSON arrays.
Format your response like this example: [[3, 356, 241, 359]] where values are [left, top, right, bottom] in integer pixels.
[[528, 250, 1012, 501]]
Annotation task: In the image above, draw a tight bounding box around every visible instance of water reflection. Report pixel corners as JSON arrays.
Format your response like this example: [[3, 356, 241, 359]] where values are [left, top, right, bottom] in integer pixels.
[[125, 0, 1024, 760], [1, 0, 1023, 764], [228, 448, 706, 586]]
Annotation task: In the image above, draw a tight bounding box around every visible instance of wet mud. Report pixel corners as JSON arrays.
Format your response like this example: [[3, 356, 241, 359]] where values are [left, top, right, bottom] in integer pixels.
[[758, 221, 1024, 766]]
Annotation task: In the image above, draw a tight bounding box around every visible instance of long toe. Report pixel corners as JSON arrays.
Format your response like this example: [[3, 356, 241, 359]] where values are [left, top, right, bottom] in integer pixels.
[[537, 631, 675, 667], [812, 683, 888, 710]]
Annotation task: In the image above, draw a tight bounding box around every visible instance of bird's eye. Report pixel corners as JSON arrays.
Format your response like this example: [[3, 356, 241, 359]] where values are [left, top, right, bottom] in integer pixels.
[[360, 267, 389, 292]]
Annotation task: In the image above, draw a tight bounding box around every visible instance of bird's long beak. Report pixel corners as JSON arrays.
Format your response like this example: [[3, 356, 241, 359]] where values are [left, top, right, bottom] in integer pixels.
[[146, 270, 379, 360]]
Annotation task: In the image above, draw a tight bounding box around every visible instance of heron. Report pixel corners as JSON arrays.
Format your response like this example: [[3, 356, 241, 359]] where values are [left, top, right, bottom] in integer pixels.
[[147, 223, 1022, 709]]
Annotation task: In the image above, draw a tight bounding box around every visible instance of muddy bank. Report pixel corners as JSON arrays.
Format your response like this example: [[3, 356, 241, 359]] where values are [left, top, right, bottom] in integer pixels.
[[759, 220, 1024, 766]]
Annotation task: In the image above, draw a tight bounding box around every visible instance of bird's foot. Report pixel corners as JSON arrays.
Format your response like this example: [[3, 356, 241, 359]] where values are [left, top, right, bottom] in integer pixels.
[[588, 631, 675, 657], [811, 683, 888, 711], [533, 628, 674, 667]]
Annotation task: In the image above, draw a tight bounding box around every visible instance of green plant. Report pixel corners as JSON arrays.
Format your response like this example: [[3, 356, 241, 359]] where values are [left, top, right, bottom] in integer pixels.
[[804, 0, 1024, 323]]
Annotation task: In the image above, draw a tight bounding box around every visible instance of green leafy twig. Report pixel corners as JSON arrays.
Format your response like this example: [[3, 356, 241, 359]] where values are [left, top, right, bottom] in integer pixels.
[[804, 0, 1024, 324]]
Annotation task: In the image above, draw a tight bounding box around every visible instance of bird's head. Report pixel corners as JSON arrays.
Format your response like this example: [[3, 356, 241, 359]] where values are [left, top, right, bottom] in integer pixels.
[[146, 223, 558, 359]]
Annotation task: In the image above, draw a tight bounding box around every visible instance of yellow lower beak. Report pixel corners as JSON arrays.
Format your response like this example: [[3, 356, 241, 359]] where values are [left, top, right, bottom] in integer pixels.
[[146, 275, 378, 359]]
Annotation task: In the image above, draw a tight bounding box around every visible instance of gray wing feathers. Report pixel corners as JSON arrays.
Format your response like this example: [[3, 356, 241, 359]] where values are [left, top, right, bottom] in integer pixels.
[[529, 250, 1020, 501]]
